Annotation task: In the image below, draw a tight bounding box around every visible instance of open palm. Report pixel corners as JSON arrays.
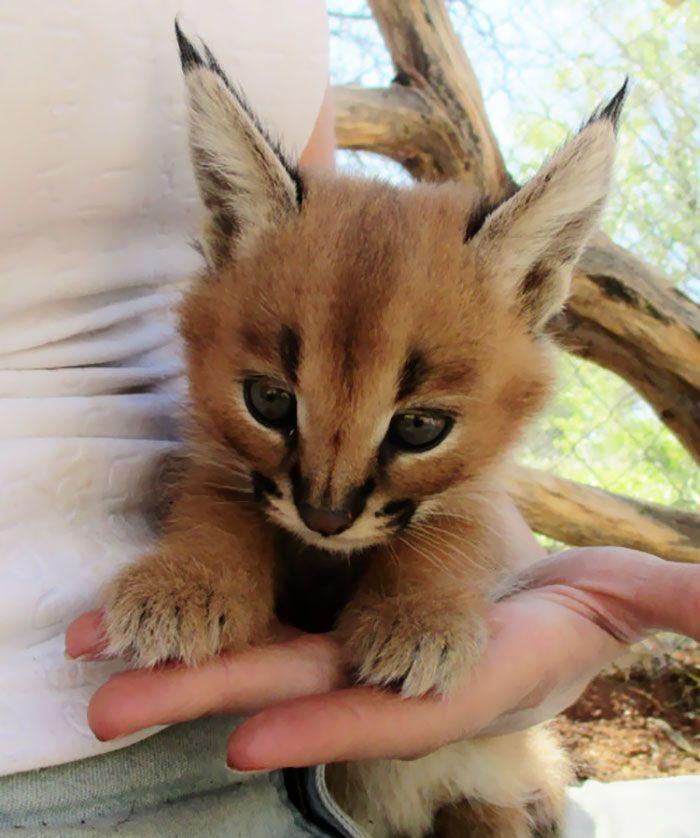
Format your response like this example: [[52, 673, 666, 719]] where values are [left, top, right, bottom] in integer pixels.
[[66, 547, 699, 770]]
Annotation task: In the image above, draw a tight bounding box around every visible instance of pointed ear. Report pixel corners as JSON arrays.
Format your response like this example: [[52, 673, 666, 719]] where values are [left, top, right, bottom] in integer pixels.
[[470, 80, 628, 330], [175, 21, 303, 268]]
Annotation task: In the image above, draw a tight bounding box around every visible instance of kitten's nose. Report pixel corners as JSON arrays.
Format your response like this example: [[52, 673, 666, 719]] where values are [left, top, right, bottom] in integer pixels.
[[298, 502, 352, 536]]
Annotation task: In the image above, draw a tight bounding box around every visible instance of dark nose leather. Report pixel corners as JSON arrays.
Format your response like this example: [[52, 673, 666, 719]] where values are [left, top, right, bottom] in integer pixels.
[[298, 502, 352, 536]]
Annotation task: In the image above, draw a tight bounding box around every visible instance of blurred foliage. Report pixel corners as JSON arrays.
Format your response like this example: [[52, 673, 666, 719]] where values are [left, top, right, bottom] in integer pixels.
[[445, 0, 698, 300], [521, 353, 699, 509], [328, 0, 698, 511]]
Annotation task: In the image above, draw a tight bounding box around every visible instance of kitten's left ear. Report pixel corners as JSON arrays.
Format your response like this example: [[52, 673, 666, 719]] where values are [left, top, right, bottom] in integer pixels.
[[470, 80, 628, 330], [175, 21, 303, 268]]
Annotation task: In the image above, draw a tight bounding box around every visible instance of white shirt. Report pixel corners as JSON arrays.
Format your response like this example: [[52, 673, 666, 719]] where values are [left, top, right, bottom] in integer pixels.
[[0, 0, 328, 776]]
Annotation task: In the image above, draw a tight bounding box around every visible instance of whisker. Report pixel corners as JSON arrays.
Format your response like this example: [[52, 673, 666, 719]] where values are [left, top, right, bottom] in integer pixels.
[[429, 509, 504, 544], [407, 523, 494, 575], [203, 481, 253, 495], [397, 533, 460, 580], [387, 541, 401, 574], [404, 533, 470, 579]]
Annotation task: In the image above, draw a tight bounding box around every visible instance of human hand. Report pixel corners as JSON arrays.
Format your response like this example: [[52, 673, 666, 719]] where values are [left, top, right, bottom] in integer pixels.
[[65, 547, 699, 770]]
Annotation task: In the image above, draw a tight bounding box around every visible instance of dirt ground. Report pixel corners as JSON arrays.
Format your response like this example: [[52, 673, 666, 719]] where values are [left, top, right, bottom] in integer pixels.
[[554, 636, 699, 781]]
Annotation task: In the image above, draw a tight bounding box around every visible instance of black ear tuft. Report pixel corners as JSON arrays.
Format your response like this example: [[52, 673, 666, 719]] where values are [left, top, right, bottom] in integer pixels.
[[174, 19, 204, 72], [585, 77, 629, 135], [598, 77, 629, 132], [173, 21, 304, 209], [174, 20, 240, 100], [201, 41, 233, 89]]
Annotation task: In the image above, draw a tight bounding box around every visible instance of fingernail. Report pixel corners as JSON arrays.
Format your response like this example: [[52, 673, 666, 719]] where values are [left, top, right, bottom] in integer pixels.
[[93, 728, 126, 743], [226, 747, 267, 772], [225, 762, 265, 776], [227, 721, 283, 772], [226, 753, 254, 771]]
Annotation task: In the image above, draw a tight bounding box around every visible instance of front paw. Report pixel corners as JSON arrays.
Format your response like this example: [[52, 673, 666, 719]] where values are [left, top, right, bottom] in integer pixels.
[[338, 596, 487, 698], [104, 555, 249, 668]]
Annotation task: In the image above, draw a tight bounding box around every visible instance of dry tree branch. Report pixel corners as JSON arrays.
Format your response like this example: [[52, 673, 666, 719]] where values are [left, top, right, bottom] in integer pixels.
[[507, 466, 700, 564]]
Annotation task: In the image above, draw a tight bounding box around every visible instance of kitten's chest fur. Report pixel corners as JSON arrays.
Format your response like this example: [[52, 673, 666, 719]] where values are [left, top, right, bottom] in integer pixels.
[[272, 529, 371, 633]]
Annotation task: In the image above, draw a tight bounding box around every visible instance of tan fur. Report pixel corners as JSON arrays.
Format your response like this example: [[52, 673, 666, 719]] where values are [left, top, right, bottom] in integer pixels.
[[105, 463, 276, 666], [326, 726, 571, 838], [104, 28, 623, 837]]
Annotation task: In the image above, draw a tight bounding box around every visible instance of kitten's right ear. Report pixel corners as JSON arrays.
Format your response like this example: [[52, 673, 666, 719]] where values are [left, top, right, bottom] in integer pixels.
[[175, 21, 303, 269]]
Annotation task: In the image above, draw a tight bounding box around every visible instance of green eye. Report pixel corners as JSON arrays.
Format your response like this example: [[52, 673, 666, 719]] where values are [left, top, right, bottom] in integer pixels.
[[244, 379, 296, 428], [389, 411, 452, 452]]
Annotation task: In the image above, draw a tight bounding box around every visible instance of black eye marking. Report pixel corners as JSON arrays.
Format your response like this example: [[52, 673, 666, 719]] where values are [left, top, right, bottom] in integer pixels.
[[377, 499, 416, 531], [244, 379, 296, 430], [397, 350, 429, 402], [388, 411, 453, 453], [289, 462, 310, 508], [283, 426, 298, 458], [279, 326, 301, 385], [251, 471, 282, 503]]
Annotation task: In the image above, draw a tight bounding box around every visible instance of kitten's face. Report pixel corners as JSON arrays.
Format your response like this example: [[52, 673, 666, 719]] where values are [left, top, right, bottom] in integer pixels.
[[182, 176, 552, 553], [174, 25, 620, 553]]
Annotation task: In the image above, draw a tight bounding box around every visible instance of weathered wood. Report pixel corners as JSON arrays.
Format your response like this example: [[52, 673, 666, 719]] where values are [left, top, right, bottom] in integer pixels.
[[333, 85, 462, 181], [507, 466, 700, 564], [563, 237, 700, 456], [334, 0, 700, 459], [366, 0, 513, 197]]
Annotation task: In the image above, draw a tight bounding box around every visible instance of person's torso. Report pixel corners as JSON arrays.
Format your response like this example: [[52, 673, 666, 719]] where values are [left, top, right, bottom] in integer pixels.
[[0, 0, 328, 776]]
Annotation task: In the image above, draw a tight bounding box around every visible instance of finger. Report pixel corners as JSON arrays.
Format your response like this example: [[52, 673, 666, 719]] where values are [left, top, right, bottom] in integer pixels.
[[227, 595, 616, 770], [65, 610, 302, 662], [65, 610, 108, 659], [228, 687, 448, 770], [520, 547, 700, 641], [87, 633, 347, 741]]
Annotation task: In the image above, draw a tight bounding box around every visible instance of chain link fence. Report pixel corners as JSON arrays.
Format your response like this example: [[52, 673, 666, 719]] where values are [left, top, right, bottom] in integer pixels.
[[328, 0, 699, 512]]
